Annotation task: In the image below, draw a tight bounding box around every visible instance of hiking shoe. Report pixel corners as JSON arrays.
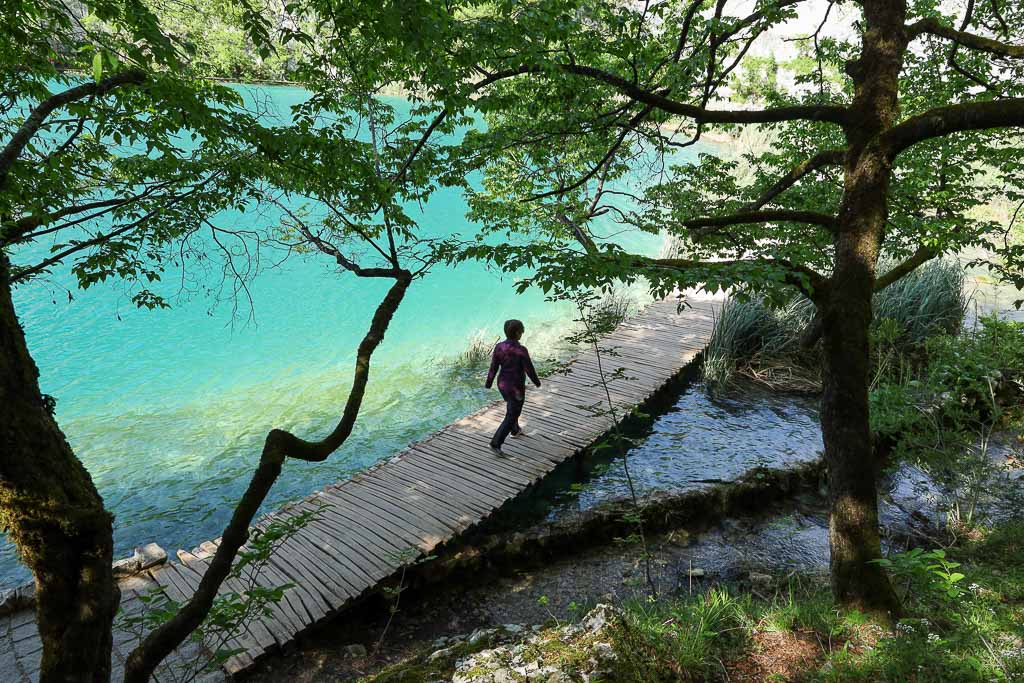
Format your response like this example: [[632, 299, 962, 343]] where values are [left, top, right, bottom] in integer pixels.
[[489, 444, 505, 457]]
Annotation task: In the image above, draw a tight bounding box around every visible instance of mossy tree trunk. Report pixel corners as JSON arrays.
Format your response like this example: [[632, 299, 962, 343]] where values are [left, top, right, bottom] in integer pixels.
[[0, 254, 119, 683], [817, 0, 909, 617]]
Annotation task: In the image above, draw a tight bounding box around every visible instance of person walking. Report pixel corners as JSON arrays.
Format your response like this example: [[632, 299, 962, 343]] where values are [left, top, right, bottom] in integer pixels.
[[485, 319, 541, 455]]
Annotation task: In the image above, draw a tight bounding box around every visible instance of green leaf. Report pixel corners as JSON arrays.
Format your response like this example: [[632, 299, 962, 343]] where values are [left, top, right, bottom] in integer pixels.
[[92, 52, 103, 82]]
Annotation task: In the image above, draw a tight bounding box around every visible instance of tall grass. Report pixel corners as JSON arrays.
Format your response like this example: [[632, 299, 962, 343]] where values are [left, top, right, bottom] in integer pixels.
[[443, 330, 497, 378], [703, 295, 814, 388], [588, 289, 638, 335], [874, 257, 967, 346], [704, 259, 967, 388]]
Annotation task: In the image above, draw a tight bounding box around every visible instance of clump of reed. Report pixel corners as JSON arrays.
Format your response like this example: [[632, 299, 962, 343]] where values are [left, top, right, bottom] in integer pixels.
[[704, 258, 968, 390], [444, 330, 498, 377], [874, 257, 967, 345], [703, 294, 815, 390], [587, 289, 638, 335]]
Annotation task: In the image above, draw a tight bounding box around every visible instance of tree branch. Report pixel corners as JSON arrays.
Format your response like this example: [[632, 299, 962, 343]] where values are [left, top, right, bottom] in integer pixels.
[[684, 209, 839, 232], [740, 149, 845, 211], [0, 70, 146, 188], [559, 64, 849, 126], [907, 16, 1024, 58], [880, 97, 1024, 158], [874, 245, 936, 290]]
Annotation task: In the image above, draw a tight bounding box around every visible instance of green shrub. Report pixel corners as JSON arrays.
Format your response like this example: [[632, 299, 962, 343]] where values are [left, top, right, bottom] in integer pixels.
[[870, 316, 1024, 531]]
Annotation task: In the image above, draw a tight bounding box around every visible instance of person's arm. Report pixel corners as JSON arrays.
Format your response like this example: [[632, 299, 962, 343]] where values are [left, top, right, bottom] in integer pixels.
[[485, 345, 500, 389], [523, 347, 541, 387]]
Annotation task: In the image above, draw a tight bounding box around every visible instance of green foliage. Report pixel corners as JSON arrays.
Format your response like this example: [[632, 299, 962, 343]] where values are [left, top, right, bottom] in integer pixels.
[[872, 548, 967, 601], [729, 56, 780, 104], [146, 0, 307, 81], [610, 588, 747, 681], [608, 529, 1024, 682], [870, 316, 1024, 530], [1, 0, 275, 307]]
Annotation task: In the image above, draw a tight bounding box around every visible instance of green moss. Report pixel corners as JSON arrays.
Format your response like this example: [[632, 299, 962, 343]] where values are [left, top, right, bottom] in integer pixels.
[[361, 639, 482, 682]]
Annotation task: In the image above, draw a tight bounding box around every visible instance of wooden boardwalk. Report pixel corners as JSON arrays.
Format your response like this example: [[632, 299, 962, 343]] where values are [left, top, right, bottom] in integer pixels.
[[0, 296, 718, 680]]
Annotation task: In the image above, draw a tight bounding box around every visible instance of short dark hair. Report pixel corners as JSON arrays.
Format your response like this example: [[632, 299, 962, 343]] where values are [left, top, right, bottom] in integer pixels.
[[504, 319, 525, 339]]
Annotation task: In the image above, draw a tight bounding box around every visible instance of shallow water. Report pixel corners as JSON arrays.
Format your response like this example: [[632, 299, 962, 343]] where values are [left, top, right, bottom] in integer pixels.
[[546, 381, 824, 517]]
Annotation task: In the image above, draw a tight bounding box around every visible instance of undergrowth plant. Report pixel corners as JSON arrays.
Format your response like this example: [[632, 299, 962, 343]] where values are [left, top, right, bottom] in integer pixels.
[[871, 316, 1024, 535]]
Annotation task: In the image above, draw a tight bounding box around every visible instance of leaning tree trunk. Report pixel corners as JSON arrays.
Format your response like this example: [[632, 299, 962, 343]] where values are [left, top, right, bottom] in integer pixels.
[[0, 254, 119, 682], [124, 272, 412, 683]]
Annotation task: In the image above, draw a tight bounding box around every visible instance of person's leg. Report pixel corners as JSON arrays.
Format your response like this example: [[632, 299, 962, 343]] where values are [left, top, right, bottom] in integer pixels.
[[511, 391, 525, 436], [490, 389, 515, 448], [490, 388, 524, 449]]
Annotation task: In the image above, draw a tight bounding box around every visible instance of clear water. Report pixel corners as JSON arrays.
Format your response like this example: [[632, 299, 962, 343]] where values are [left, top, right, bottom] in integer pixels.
[[548, 381, 824, 516], [2, 84, 697, 587]]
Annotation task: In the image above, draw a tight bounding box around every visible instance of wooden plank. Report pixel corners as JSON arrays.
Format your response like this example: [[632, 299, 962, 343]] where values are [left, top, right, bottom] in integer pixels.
[[267, 524, 364, 598], [337, 478, 462, 538], [409, 442, 527, 489], [381, 461, 504, 523], [412, 437, 533, 484], [402, 446, 524, 500], [175, 551, 285, 650], [432, 429, 555, 475], [380, 464, 506, 518], [153, 564, 257, 671], [319, 485, 448, 548], [201, 537, 323, 627], [310, 488, 431, 549], [303, 516, 396, 579], [313, 491, 431, 566]]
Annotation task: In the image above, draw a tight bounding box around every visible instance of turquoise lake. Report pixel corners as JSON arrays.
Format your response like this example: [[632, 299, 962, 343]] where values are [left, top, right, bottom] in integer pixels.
[[2, 84, 705, 586]]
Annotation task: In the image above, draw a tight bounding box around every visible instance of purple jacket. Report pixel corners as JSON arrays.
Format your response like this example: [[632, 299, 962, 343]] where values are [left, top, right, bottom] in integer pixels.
[[485, 339, 541, 394]]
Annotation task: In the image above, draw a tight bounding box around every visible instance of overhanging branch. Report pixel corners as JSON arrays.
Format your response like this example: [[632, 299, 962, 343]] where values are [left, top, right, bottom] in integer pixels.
[[740, 149, 845, 211], [874, 245, 936, 290], [880, 97, 1024, 158], [907, 17, 1024, 58], [559, 64, 849, 126], [0, 70, 146, 188], [684, 209, 839, 233]]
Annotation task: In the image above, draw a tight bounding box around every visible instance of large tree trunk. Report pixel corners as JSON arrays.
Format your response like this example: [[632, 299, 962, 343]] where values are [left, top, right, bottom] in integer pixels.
[[820, 240, 900, 617], [0, 254, 118, 682], [818, 0, 910, 617]]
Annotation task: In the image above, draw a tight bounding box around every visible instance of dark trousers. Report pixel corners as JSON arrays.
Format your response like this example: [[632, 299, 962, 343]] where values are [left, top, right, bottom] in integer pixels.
[[490, 387, 524, 448]]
